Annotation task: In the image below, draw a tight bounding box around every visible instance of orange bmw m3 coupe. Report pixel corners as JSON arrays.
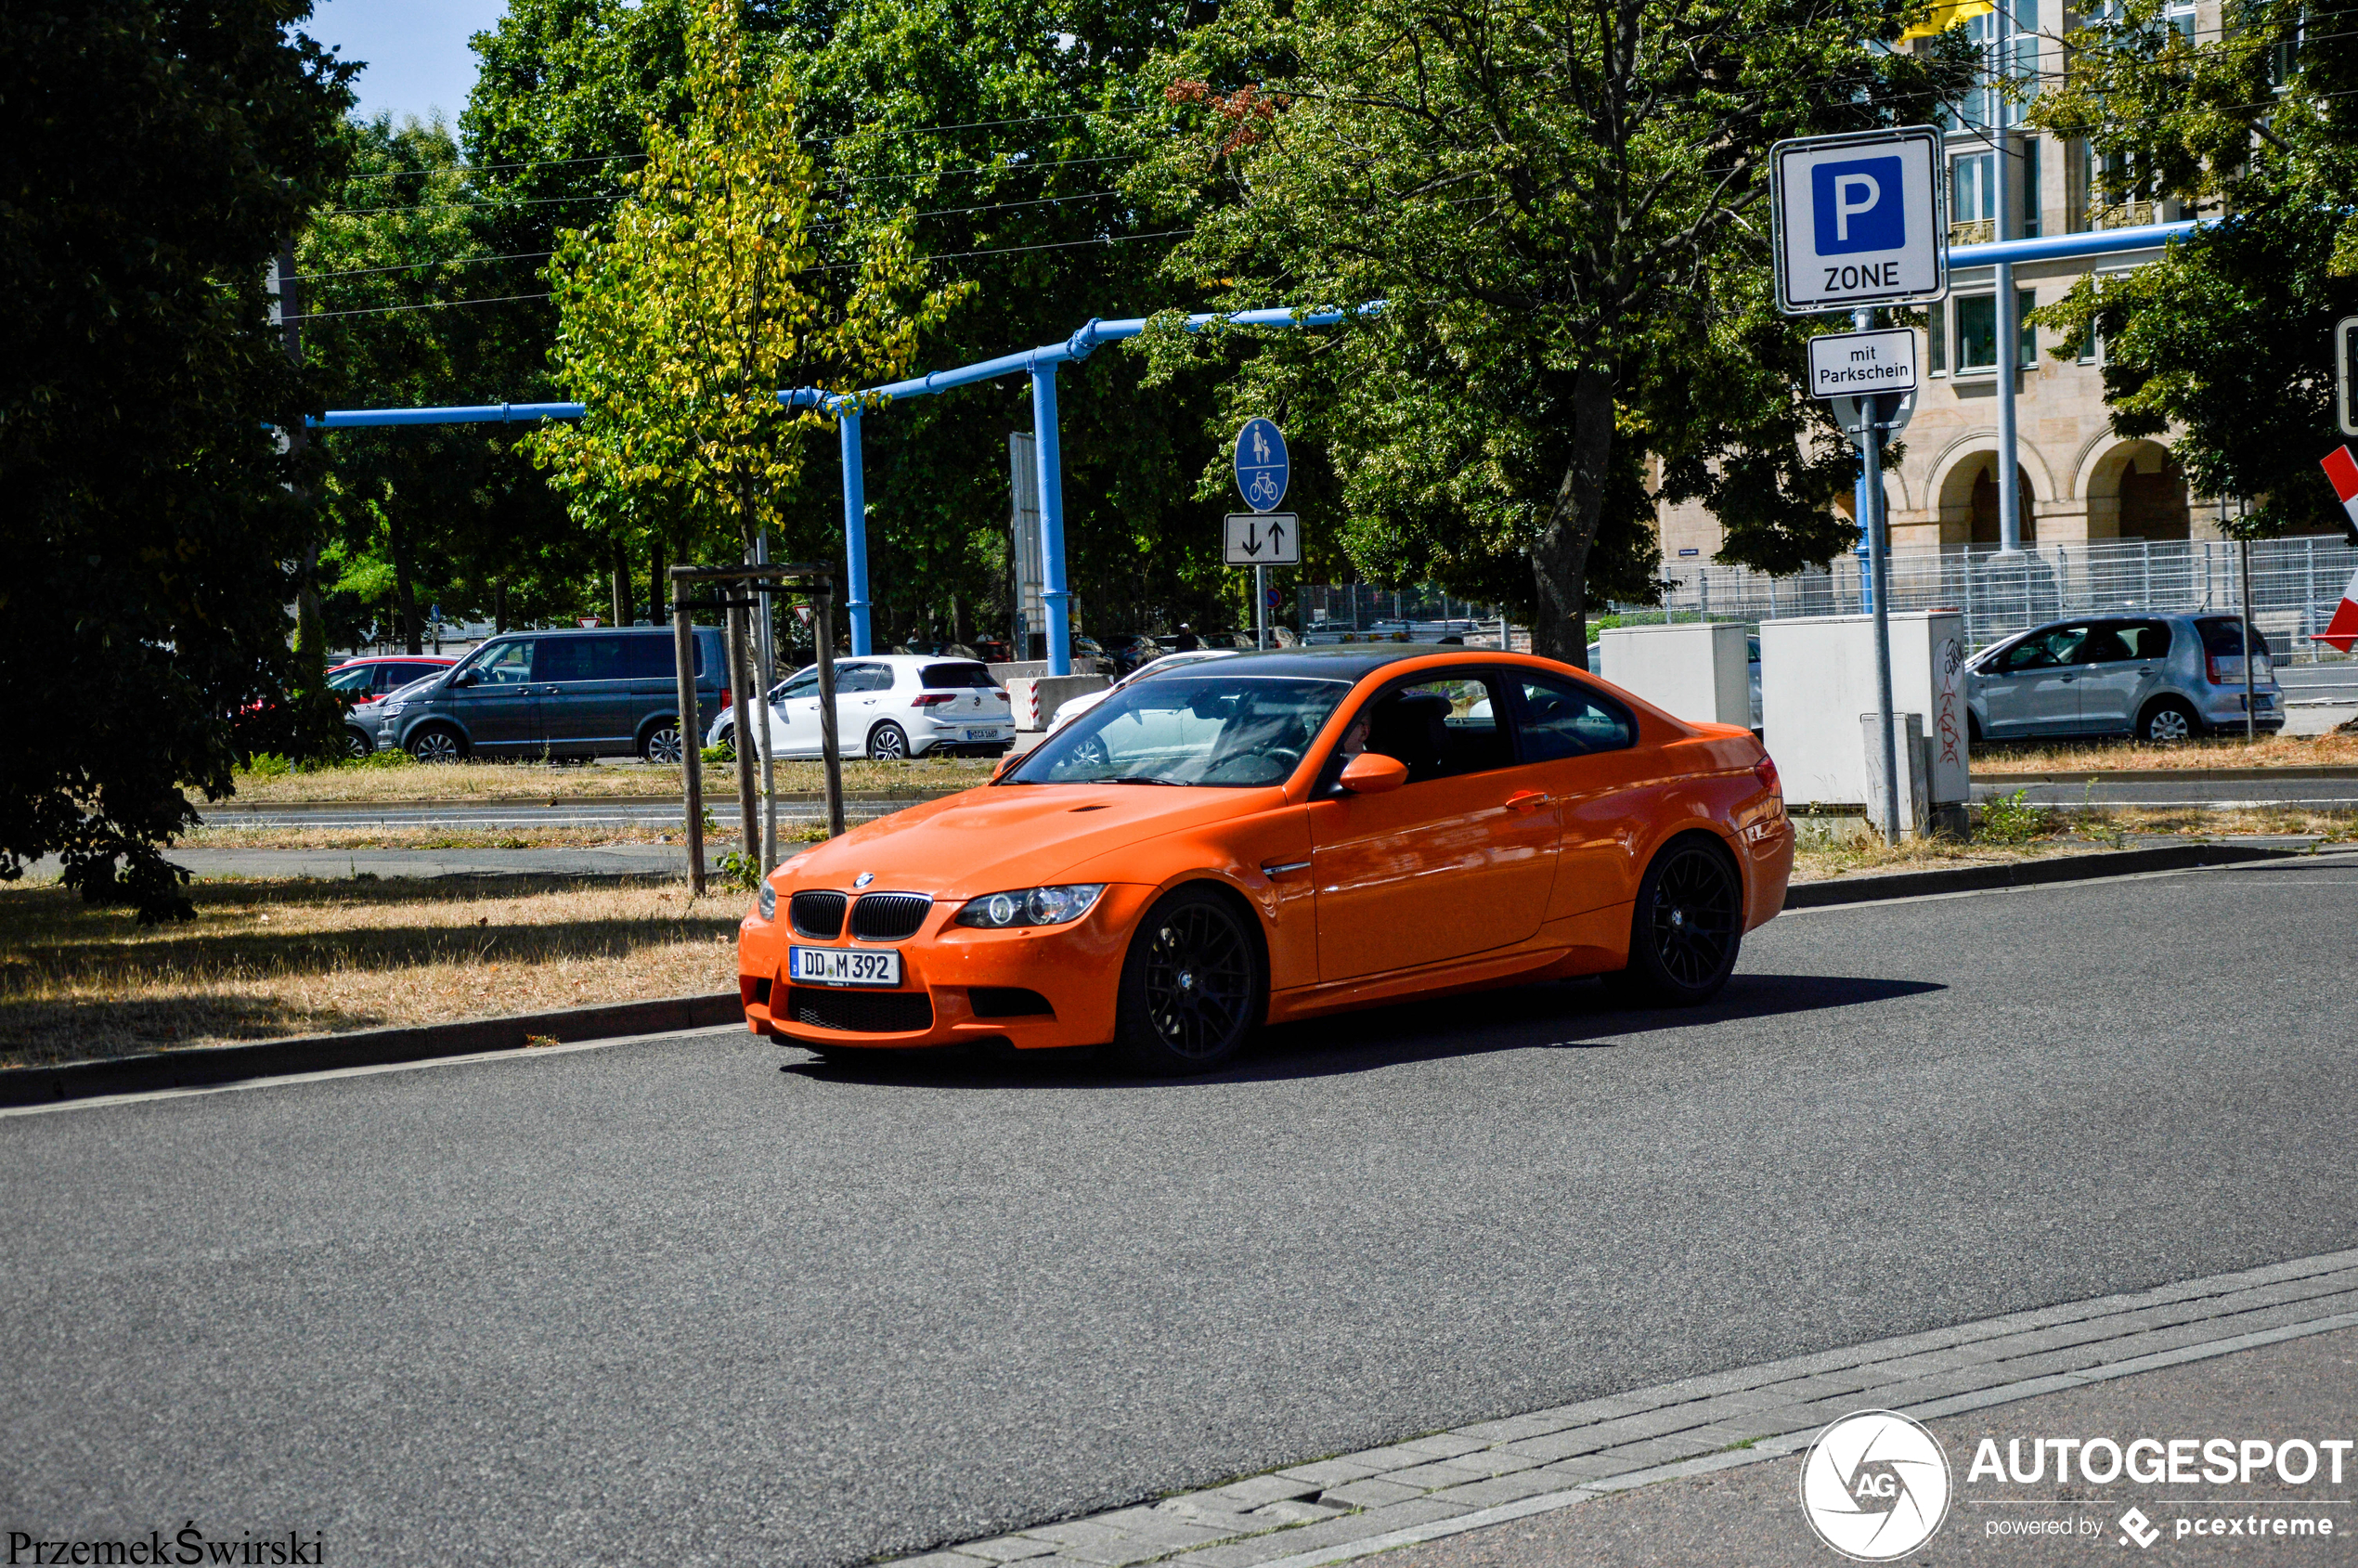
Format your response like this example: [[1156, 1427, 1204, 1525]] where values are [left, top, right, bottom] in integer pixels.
[[737, 646, 1793, 1073]]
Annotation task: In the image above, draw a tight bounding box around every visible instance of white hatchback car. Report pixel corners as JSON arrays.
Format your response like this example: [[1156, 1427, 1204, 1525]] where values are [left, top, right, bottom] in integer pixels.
[[1043, 648, 1244, 735], [707, 654, 1016, 761]]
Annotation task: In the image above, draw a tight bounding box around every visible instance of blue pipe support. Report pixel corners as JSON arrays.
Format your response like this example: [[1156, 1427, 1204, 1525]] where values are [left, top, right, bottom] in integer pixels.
[[1947, 219, 2202, 268], [837, 408, 872, 655], [1028, 363, 1073, 676]]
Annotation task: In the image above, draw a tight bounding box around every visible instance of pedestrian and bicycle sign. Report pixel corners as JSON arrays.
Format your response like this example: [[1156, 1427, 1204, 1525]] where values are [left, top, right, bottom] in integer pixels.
[[1224, 513, 1299, 565], [1233, 418, 1289, 512], [1771, 127, 1948, 315]]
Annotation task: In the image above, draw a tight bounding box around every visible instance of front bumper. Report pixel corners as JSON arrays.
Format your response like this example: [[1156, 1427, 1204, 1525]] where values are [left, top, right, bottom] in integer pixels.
[[737, 884, 1154, 1049]]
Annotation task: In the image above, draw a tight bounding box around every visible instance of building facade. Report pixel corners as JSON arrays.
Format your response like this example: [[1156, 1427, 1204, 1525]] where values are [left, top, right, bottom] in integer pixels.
[[1657, 0, 2282, 570]]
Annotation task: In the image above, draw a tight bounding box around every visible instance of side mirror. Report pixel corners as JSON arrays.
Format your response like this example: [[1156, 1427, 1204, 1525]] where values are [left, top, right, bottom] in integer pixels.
[[1339, 752, 1408, 795], [451, 670, 477, 688], [990, 751, 1019, 781]]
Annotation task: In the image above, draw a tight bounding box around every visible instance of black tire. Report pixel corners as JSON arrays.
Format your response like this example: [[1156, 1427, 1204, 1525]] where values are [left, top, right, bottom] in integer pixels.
[[343, 727, 372, 759], [2139, 697, 2200, 745], [1109, 885, 1265, 1074], [406, 724, 466, 764], [1610, 835, 1743, 1006], [867, 721, 910, 761], [641, 720, 684, 764], [1966, 710, 1984, 745]]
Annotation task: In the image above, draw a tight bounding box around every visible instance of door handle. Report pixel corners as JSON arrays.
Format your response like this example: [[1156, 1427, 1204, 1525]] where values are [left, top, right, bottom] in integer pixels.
[[1505, 790, 1549, 813]]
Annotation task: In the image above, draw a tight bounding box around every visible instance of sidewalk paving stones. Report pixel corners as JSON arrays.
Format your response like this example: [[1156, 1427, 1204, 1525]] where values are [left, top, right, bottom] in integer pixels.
[[880, 1248, 2358, 1568]]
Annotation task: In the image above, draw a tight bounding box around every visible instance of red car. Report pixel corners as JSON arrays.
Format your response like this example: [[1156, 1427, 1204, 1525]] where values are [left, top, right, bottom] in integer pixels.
[[328, 656, 456, 755]]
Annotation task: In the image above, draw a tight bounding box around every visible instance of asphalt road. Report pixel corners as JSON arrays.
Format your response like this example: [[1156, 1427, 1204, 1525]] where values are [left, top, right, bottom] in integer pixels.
[[6, 856, 2358, 1566]]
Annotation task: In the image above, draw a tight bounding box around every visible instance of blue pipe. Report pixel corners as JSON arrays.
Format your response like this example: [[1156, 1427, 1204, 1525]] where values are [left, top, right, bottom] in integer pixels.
[[837, 409, 872, 655], [1029, 364, 1073, 676], [308, 400, 585, 429], [1948, 218, 2203, 268]]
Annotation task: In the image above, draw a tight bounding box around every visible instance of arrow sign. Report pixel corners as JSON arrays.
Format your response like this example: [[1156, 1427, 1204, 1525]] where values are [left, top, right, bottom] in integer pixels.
[[1233, 418, 1289, 512], [1225, 512, 1300, 565]]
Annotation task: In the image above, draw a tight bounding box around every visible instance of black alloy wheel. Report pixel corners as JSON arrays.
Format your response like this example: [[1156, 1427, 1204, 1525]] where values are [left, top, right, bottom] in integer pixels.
[[1612, 836, 1743, 1005], [1112, 886, 1264, 1074]]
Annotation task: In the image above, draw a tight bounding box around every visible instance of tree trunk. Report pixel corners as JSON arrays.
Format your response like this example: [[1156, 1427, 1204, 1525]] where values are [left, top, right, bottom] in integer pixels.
[[649, 538, 664, 626], [1530, 364, 1617, 668], [951, 592, 972, 650], [391, 512, 421, 656], [495, 580, 508, 634], [611, 537, 630, 627]]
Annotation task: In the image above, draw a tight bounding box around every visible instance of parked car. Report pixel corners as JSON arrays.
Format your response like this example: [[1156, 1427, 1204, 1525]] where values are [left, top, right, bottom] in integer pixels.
[[735, 645, 1792, 1073], [371, 626, 728, 762], [1965, 613, 2282, 744], [709, 654, 1016, 761], [327, 656, 456, 756], [1043, 648, 1244, 736]]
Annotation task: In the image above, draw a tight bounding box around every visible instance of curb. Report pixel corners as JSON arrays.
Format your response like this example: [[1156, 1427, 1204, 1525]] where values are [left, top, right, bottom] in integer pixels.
[[1976, 765, 2358, 784], [1784, 839, 2321, 907], [205, 787, 968, 816], [9, 843, 2333, 1108], [0, 991, 741, 1108]]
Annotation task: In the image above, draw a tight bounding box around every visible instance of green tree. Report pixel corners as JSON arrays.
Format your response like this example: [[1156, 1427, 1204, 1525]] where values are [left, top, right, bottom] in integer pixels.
[[2029, 0, 2358, 535], [531, 0, 959, 566], [298, 114, 588, 653], [1128, 0, 1970, 660], [0, 0, 350, 918]]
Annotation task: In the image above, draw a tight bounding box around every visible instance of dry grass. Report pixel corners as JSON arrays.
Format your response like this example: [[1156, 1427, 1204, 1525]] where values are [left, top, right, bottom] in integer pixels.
[[179, 823, 833, 852], [1792, 805, 2358, 883], [0, 876, 749, 1069], [224, 753, 992, 805], [1975, 731, 2358, 774]]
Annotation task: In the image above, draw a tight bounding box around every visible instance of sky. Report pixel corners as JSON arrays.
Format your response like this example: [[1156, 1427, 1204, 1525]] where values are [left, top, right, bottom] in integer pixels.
[[305, 0, 512, 126]]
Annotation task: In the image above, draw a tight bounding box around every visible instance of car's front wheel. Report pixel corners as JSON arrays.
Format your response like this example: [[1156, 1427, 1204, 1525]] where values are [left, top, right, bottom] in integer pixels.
[[1609, 835, 1743, 1006], [1110, 886, 1265, 1075], [406, 724, 465, 764], [344, 727, 372, 759]]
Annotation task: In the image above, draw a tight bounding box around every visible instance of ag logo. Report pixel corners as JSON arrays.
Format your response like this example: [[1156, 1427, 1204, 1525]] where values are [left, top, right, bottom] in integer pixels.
[[1800, 1410, 1951, 1561]]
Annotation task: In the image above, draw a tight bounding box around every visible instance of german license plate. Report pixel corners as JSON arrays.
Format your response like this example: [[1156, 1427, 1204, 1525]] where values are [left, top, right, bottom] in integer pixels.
[[965, 728, 995, 741], [788, 947, 901, 988]]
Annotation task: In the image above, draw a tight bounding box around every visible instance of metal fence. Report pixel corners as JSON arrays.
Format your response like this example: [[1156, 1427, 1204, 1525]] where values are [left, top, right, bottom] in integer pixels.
[[1623, 536, 2358, 659]]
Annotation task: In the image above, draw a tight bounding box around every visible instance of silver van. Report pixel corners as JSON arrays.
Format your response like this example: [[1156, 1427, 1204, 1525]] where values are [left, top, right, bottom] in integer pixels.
[[1965, 613, 2282, 744], [371, 627, 729, 762]]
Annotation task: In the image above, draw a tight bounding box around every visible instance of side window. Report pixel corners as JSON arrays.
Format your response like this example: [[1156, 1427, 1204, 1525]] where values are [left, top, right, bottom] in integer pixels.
[[617, 636, 678, 680], [472, 641, 535, 685], [778, 667, 823, 700], [1512, 675, 1636, 761], [2079, 625, 2132, 664], [1344, 675, 1513, 783], [539, 635, 628, 683], [2000, 628, 2087, 671], [326, 666, 375, 693], [837, 664, 893, 693], [2123, 620, 2172, 659]]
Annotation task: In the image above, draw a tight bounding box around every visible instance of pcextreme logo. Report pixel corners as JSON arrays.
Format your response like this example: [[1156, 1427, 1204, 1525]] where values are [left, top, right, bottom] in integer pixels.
[[1800, 1410, 1954, 1561]]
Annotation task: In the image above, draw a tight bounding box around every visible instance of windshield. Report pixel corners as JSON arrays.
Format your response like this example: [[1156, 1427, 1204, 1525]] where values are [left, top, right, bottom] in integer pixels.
[[1008, 674, 1351, 787]]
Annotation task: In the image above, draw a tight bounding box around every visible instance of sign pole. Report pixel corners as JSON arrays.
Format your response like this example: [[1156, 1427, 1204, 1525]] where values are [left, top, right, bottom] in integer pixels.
[[1863, 400, 1901, 844], [1255, 564, 1268, 649]]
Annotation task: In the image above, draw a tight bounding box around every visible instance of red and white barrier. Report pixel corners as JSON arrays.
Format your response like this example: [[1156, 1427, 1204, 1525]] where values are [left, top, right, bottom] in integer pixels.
[[2321, 447, 2358, 654]]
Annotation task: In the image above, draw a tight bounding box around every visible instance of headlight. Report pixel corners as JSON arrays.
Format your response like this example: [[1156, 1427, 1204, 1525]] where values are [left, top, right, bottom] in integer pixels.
[[381, 703, 407, 717], [954, 884, 1106, 928], [757, 881, 777, 920]]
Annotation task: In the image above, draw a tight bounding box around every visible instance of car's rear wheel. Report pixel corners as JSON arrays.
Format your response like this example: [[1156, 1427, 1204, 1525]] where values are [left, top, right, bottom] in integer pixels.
[[1110, 886, 1264, 1075], [867, 721, 910, 761], [1610, 836, 1743, 1006], [2139, 697, 2199, 744], [641, 721, 684, 764], [406, 724, 465, 764]]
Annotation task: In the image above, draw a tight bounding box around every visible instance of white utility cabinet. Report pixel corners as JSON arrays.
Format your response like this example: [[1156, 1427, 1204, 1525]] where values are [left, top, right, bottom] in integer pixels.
[[1599, 621, 1751, 728], [1759, 611, 1969, 810]]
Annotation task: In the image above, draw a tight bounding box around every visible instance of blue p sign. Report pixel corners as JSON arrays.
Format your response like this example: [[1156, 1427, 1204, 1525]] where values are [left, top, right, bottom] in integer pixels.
[[1812, 157, 1904, 254]]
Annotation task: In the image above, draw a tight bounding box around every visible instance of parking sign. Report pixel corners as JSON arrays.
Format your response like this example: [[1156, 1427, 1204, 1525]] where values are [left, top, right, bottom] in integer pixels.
[[1772, 127, 1947, 315]]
